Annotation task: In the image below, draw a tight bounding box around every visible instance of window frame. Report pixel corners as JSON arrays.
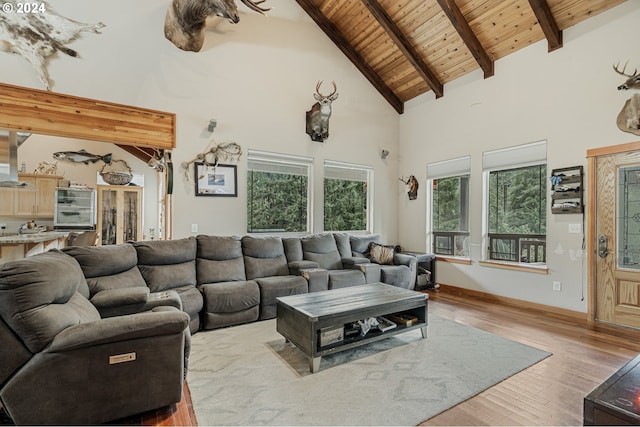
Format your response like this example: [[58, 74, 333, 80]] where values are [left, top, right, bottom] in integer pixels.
[[481, 141, 548, 265], [246, 150, 314, 234], [427, 156, 471, 259], [323, 160, 373, 233]]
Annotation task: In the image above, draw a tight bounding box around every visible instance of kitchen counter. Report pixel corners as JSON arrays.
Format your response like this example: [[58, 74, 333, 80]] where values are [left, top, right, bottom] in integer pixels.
[[0, 231, 69, 264]]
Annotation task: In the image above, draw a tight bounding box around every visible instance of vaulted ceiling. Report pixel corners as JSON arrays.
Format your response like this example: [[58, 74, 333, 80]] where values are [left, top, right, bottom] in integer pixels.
[[295, 0, 626, 113]]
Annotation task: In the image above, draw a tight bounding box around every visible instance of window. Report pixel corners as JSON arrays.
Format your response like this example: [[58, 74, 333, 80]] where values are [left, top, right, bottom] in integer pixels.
[[483, 141, 547, 264], [427, 156, 470, 257], [247, 150, 312, 233], [323, 160, 373, 232]]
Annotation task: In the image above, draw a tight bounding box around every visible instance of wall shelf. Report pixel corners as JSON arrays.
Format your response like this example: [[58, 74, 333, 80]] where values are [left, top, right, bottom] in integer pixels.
[[551, 166, 583, 214]]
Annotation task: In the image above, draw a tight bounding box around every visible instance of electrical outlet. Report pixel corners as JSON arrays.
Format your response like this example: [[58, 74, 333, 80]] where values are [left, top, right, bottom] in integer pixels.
[[552, 281, 562, 291], [191, 223, 198, 233], [568, 223, 582, 234]]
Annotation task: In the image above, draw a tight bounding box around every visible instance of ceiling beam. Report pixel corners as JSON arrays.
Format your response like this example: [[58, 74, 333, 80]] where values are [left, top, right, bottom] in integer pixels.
[[361, 0, 443, 99], [295, 0, 404, 114], [436, 0, 494, 79], [527, 0, 562, 52], [117, 144, 157, 164]]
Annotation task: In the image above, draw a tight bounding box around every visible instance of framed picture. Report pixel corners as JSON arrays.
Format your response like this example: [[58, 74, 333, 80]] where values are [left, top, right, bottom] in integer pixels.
[[194, 163, 237, 197]]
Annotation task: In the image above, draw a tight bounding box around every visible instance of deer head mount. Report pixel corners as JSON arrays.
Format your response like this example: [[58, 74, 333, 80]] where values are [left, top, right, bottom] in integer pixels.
[[614, 61, 640, 136], [613, 61, 640, 90], [305, 81, 339, 142], [164, 0, 270, 52]]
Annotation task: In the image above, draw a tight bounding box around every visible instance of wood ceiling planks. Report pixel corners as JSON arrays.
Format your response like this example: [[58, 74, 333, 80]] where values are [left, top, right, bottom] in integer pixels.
[[298, 0, 626, 113]]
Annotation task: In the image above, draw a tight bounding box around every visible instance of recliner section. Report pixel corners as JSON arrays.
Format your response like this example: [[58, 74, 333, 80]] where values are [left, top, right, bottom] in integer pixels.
[[0, 250, 190, 425]]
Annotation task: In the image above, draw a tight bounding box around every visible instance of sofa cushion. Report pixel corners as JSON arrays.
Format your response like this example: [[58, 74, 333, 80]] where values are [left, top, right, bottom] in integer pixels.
[[64, 243, 147, 298], [133, 238, 197, 293], [369, 242, 395, 265], [301, 234, 342, 270], [381, 265, 412, 288], [196, 236, 246, 284], [254, 276, 308, 320], [282, 237, 303, 262], [333, 233, 353, 259], [327, 269, 365, 289], [242, 236, 289, 279], [349, 234, 382, 257], [199, 281, 260, 314], [0, 251, 100, 353]]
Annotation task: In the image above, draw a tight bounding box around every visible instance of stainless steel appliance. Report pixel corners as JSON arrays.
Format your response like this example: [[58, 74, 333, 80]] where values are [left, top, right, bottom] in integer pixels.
[[54, 188, 96, 230]]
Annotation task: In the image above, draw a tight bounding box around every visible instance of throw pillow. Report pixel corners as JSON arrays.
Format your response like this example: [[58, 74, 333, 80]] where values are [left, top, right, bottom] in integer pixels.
[[368, 242, 395, 265]]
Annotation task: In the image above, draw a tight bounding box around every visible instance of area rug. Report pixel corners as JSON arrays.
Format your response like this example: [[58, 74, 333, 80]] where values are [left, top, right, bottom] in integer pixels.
[[187, 314, 551, 426]]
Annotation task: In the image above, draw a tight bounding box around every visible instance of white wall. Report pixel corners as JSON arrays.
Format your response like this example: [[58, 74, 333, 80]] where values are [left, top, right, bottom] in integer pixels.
[[398, 1, 640, 312], [0, 1, 400, 242]]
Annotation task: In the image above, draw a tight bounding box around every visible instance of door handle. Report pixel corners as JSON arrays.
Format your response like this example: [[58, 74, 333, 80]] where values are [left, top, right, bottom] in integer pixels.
[[598, 235, 609, 258]]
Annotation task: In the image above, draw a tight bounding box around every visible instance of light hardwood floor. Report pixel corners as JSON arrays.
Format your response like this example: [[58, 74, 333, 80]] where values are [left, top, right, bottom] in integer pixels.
[[106, 286, 640, 426], [420, 287, 640, 426]]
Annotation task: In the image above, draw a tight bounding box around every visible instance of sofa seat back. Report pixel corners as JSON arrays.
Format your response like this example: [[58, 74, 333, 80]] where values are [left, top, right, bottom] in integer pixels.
[[301, 233, 343, 269], [63, 244, 146, 294], [0, 250, 99, 353], [242, 235, 289, 279], [133, 237, 202, 333], [196, 235, 246, 283]]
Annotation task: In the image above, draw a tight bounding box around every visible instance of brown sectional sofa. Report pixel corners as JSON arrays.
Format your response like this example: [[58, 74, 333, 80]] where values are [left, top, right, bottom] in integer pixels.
[[0, 232, 417, 424]]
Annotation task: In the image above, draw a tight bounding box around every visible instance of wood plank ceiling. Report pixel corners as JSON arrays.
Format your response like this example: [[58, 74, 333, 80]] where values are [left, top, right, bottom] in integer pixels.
[[295, 0, 626, 113]]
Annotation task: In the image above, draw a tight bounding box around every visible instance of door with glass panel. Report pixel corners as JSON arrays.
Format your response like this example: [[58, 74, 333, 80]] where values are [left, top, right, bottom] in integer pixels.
[[594, 149, 640, 329], [96, 185, 142, 245]]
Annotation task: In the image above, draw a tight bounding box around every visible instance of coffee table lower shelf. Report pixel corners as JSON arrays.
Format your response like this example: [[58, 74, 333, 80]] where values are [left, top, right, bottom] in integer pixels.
[[276, 283, 428, 373]]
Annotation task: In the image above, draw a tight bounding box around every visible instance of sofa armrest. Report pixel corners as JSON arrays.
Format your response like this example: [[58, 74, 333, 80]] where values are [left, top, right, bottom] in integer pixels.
[[300, 268, 329, 293], [288, 260, 320, 275], [393, 253, 417, 268], [354, 263, 381, 284], [90, 287, 150, 309], [342, 257, 370, 268], [49, 308, 190, 353]]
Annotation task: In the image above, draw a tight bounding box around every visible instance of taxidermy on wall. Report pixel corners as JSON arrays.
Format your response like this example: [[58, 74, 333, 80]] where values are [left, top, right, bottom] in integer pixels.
[[400, 175, 419, 200], [180, 141, 242, 182], [53, 149, 112, 164], [164, 0, 270, 52], [614, 61, 640, 136], [0, 0, 104, 90], [305, 81, 339, 142]]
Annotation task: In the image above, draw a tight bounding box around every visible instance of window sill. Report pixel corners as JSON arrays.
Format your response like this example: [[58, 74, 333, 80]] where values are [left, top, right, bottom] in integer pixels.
[[435, 256, 471, 265], [478, 260, 548, 274]]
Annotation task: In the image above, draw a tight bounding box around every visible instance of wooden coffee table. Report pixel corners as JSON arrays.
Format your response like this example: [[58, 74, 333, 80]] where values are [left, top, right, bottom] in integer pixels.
[[276, 283, 428, 373]]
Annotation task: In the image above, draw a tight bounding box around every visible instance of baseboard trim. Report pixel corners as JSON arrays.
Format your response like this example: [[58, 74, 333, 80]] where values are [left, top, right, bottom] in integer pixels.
[[435, 283, 589, 322]]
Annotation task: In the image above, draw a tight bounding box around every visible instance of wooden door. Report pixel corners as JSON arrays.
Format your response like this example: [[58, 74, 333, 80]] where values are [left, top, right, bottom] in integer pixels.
[[594, 149, 640, 329]]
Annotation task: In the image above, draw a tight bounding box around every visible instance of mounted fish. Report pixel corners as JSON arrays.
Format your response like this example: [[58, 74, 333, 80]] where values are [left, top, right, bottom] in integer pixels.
[[0, 0, 105, 90], [53, 150, 112, 165]]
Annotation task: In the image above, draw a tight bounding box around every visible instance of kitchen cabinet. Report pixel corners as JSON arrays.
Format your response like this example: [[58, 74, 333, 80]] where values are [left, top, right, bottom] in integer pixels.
[[0, 187, 15, 216], [3, 174, 61, 218], [97, 185, 142, 245]]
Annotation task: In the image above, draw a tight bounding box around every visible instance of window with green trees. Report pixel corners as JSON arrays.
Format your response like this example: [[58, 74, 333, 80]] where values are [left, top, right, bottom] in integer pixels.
[[488, 164, 547, 263], [247, 152, 312, 233], [432, 175, 469, 256], [324, 161, 371, 232], [483, 141, 547, 264]]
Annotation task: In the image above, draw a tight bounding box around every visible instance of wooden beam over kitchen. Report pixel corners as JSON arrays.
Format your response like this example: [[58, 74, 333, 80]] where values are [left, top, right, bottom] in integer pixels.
[[0, 82, 176, 150]]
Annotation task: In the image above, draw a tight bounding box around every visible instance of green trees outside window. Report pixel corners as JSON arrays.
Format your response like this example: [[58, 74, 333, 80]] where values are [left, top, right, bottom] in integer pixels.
[[247, 170, 308, 233], [432, 175, 469, 256], [324, 178, 367, 231], [488, 164, 547, 262]]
